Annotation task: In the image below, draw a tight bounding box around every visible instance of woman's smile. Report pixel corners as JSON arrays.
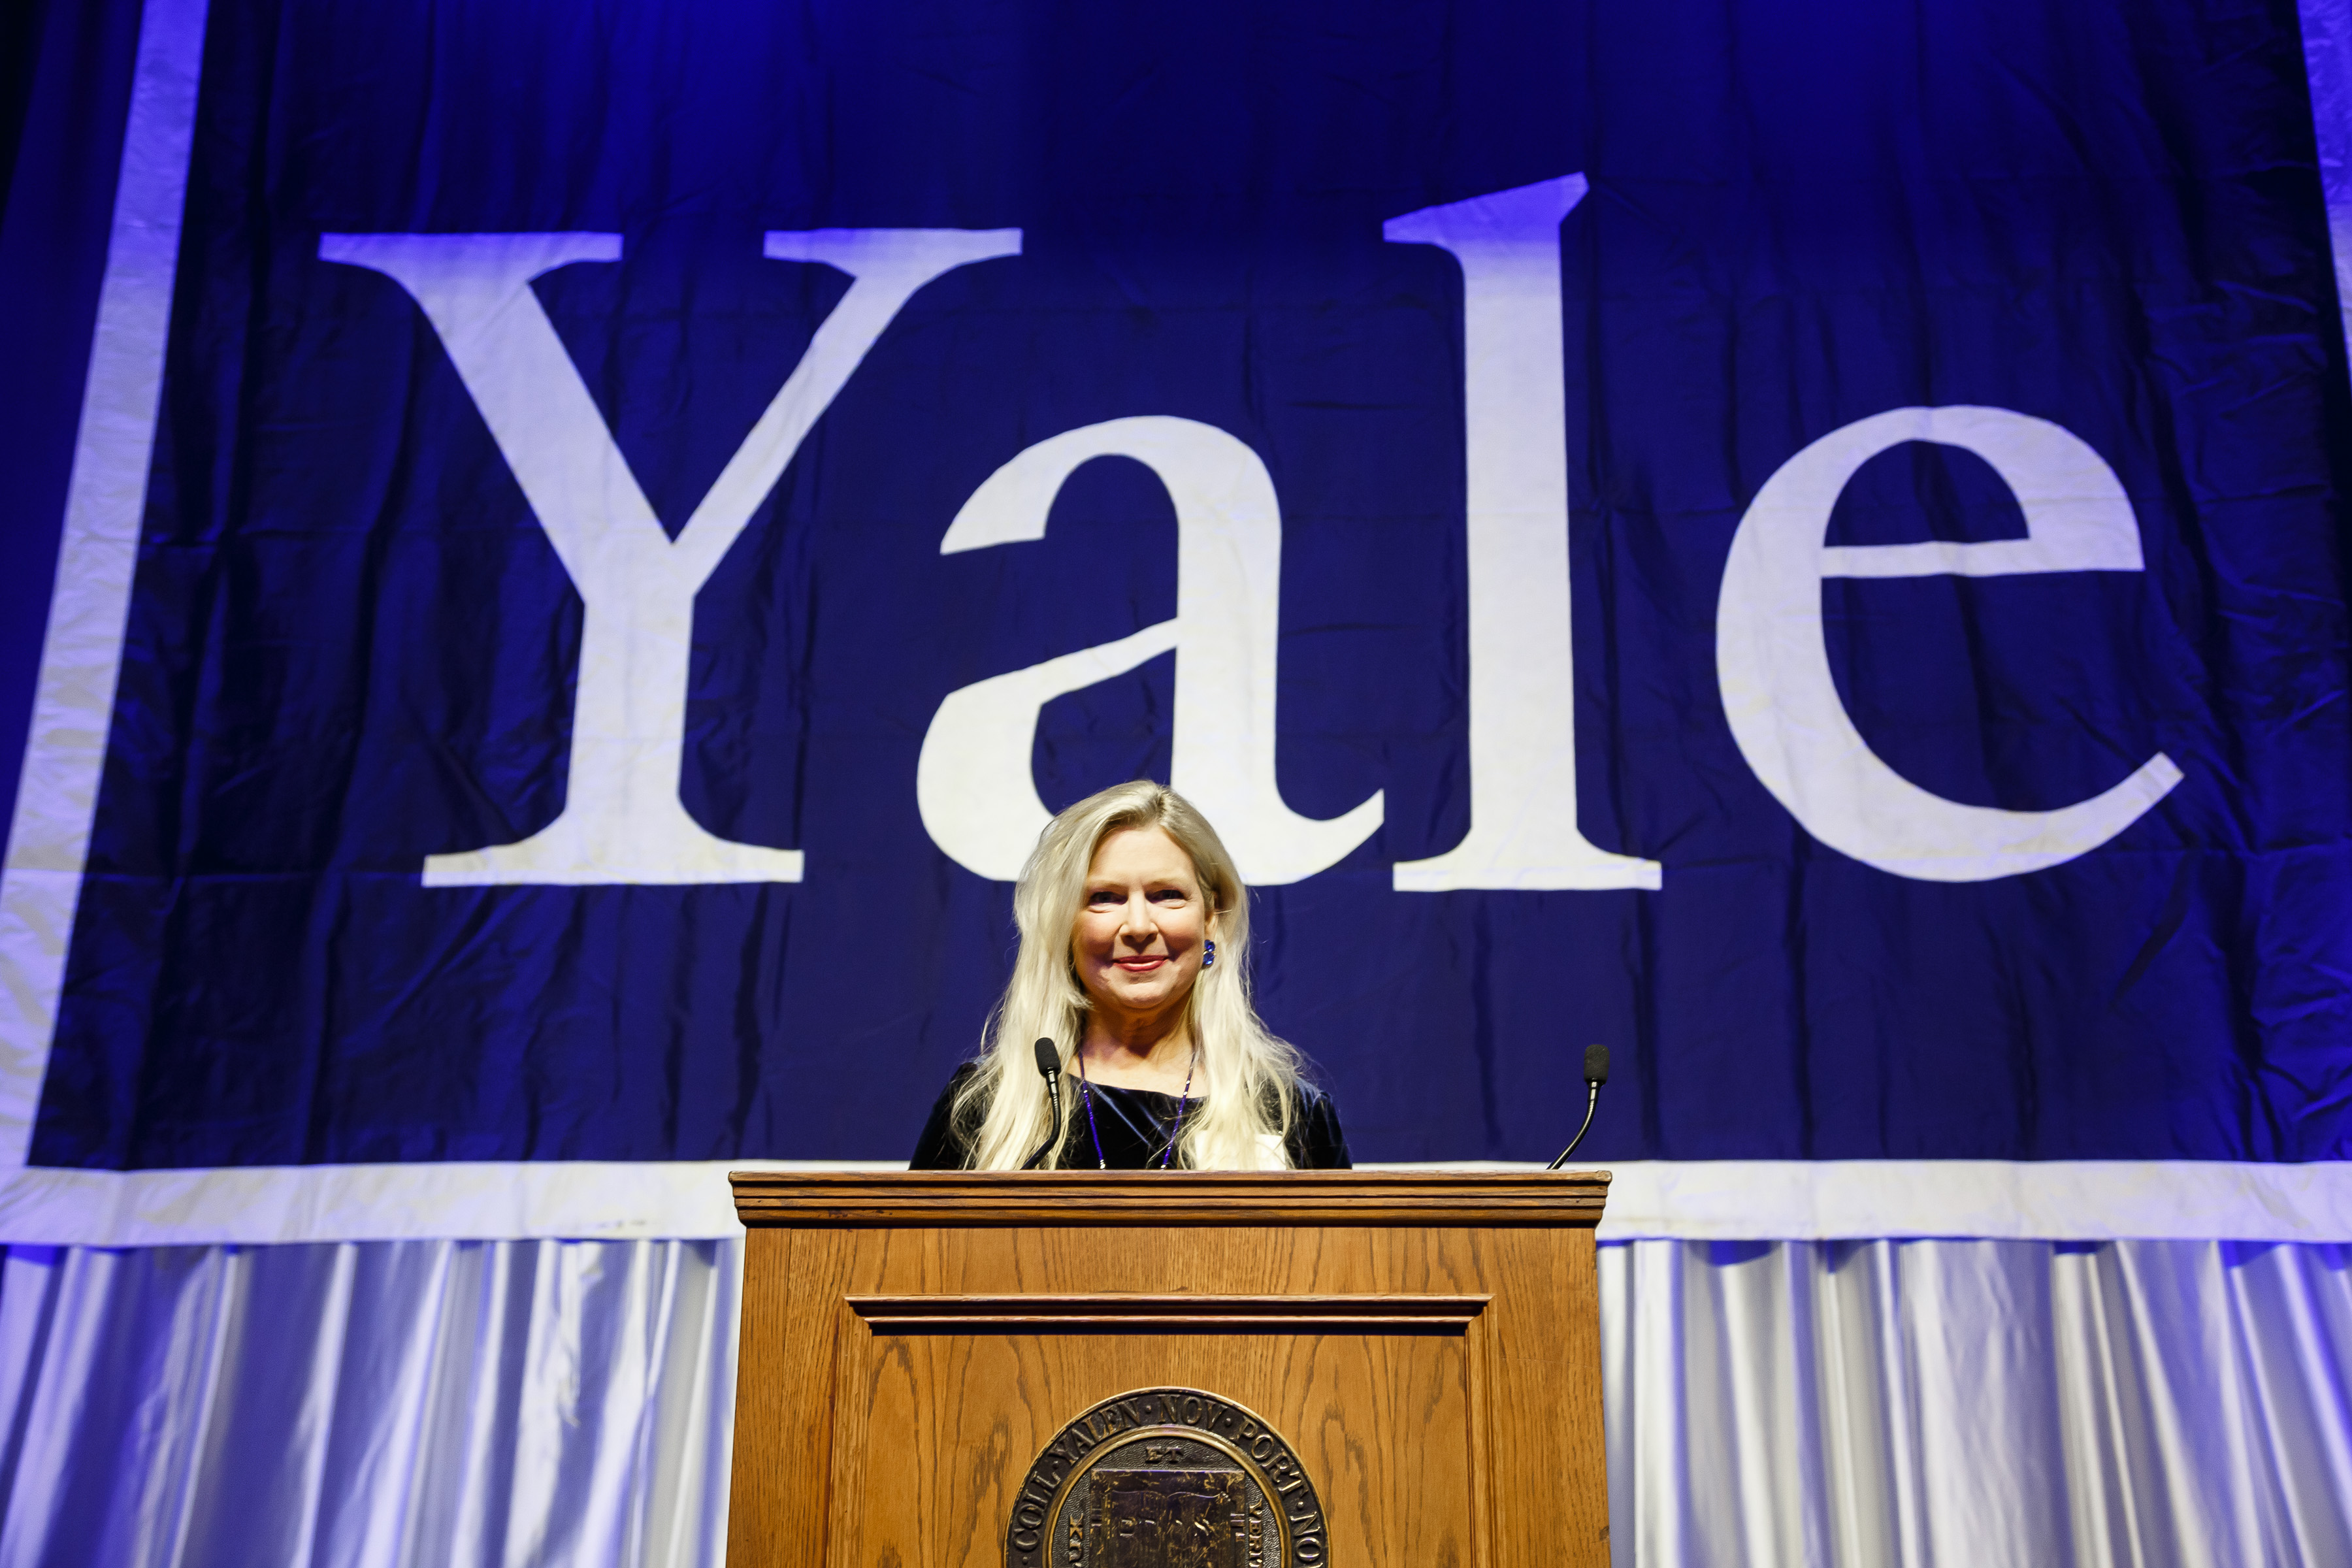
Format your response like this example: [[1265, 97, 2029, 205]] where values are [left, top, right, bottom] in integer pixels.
[[1070, 826, 1213, 1047]]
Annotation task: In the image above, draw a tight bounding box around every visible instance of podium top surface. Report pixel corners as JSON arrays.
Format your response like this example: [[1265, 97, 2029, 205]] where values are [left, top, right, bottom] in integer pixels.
[[728, 1169, 1610, 1228]]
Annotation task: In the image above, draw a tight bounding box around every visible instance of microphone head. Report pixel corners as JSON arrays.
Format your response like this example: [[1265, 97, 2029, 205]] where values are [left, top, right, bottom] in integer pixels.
[[1583, 1043, 1610, 1086], [1033, 1037, 1061, 1080]]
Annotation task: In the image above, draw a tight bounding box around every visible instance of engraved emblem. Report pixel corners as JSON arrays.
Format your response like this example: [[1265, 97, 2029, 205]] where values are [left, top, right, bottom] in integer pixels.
[[1006, 1388, 1327, 1568]]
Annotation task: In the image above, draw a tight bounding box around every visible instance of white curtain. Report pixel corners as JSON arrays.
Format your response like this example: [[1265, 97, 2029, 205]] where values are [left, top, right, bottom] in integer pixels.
[[1603, 1240, 2352, 1567], [1, 1236, 2347, 1567], [0, 1241, 737, 1568]]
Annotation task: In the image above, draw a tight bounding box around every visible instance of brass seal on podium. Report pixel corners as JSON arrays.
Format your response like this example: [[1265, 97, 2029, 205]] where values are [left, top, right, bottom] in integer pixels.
[[1006, 1388, 1327, 1568]]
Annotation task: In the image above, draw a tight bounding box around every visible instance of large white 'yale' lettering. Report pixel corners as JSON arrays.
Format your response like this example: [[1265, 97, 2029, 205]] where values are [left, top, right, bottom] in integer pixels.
[[1716, 405, 2182, 881], [917, 417, 1384, 885], [1382, 178, 1663, 891], [321, 227, 1019, 884]]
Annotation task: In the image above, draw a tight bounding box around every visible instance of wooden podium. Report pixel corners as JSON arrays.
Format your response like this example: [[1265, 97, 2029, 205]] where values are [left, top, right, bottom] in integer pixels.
[[725, 1171, 1611, 1568]]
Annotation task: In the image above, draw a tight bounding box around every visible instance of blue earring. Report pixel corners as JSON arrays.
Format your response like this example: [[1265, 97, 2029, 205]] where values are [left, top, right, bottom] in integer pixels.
[[1202, 940, 1217, 969]]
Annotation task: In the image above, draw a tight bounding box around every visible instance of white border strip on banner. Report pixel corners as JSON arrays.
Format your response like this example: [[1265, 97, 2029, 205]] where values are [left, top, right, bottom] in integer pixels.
[[0, 1159, 2344, 1247], [0, 0, 210, 1168], [2300, 0, 2352, 355]]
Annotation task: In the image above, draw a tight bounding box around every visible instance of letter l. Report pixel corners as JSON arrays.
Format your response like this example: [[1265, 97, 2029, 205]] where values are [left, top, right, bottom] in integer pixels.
[[1383, 178, 1661, 891]]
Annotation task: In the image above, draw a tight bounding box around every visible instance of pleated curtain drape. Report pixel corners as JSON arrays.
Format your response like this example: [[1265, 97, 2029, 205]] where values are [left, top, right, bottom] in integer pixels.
[[1605, 1239, 2352, 1567], [0, 1240, 738, 1568], [1, 1235, 2347, 1567]]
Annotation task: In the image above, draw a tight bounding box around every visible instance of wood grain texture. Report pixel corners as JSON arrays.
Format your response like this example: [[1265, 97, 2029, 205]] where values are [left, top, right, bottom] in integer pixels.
[[725, 1175, 1610, 1568], [729, 1169, 1609, 1227], [845, 1292, 1490, 1332]]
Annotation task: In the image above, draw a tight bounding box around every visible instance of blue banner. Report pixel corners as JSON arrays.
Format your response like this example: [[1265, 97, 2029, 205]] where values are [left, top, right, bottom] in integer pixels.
[[5, 0, 2349, 1177]]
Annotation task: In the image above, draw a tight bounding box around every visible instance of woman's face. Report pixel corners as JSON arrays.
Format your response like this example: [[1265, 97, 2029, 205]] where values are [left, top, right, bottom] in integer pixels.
[[1071, 826, 1215, 1025]]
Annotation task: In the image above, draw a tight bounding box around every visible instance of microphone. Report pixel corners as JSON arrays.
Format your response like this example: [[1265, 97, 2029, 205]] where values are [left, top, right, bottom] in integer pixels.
[[1546, 1044, 1611, 1171], [1021, 1037, 1064, 1170]]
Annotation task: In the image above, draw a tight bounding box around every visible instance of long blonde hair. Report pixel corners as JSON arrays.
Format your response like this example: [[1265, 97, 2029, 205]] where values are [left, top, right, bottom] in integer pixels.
[[950, 781, 1306, 1169]]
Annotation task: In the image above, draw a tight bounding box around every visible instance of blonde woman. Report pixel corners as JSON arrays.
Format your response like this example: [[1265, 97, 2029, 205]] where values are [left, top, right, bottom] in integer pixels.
[[911, 781, 1350, 1170]]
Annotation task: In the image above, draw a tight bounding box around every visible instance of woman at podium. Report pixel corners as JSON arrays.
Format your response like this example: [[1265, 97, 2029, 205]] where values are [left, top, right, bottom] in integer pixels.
[[912, 781, 1350, 1170]]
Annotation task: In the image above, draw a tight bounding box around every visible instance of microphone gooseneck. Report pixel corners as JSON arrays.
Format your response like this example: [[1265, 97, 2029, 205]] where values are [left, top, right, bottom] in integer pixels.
[[1546, 1043, 1612, 1171], [1021, 1037, 1064, 1170]]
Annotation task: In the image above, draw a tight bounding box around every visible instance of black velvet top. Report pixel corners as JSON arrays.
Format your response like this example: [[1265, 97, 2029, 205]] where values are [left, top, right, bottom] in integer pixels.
[[909, 1062, 1352, 1170]]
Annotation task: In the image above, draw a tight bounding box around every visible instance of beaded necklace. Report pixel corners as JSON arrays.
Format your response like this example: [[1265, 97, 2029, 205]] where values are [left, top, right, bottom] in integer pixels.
[[1073, 1041, 1198, 1169]]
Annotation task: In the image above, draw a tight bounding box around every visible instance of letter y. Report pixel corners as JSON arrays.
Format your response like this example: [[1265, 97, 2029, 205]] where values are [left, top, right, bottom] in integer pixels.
[[321, 226, 1019, 883]]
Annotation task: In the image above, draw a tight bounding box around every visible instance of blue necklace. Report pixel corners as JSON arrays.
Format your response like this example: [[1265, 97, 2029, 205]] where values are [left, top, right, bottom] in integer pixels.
[[1073, 1043, 1198, 1169]]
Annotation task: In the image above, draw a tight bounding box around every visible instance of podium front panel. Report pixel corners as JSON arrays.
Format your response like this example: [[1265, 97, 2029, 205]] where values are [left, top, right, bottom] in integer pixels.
[[727, 1173, 1610, 1568]]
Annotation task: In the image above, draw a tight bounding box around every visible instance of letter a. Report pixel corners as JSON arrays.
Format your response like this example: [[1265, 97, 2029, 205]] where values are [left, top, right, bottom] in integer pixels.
[[918, 416, 1382, 885], [321, 227, 1019, 883]]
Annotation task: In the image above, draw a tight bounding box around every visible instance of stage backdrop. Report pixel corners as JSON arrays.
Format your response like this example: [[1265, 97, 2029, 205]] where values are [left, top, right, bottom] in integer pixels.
[[3, 0, 2351, 1243]]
